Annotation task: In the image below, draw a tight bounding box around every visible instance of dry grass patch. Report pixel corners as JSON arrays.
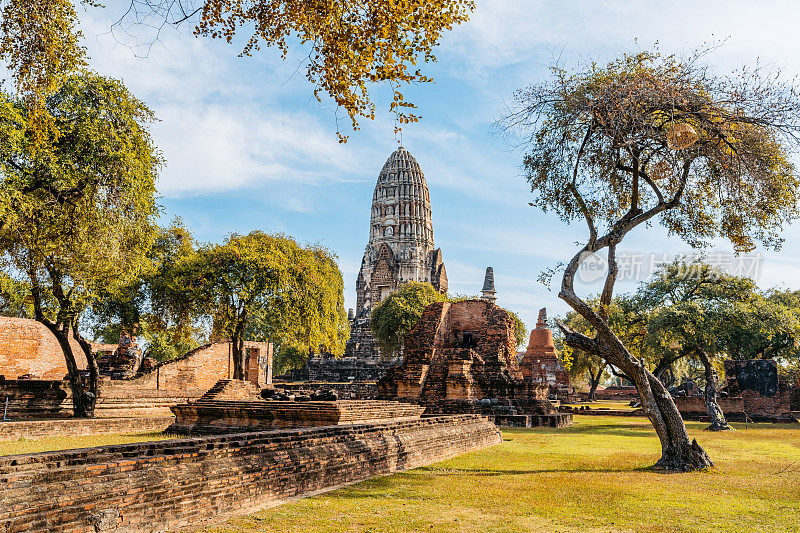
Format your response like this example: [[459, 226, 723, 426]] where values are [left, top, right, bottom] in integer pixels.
[[0, 431, 176, 456]]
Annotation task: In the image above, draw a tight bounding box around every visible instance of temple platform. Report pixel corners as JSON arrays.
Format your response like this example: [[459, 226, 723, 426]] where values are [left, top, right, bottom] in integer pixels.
[[168, 399, 427, 435]]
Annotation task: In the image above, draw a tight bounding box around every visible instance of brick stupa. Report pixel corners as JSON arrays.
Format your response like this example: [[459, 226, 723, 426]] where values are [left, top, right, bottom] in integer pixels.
[[520, 308, 572, 398]]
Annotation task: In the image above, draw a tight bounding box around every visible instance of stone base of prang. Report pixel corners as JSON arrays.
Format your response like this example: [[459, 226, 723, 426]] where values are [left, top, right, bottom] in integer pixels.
[[168, 399, 427, 435], [0, 415, 501, 533]]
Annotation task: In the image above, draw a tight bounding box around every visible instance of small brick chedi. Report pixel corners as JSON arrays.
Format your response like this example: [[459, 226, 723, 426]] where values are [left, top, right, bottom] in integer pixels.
[[521, 308, 573, 400], [346, 146, 448, 360], [379, 285, 572, 427]]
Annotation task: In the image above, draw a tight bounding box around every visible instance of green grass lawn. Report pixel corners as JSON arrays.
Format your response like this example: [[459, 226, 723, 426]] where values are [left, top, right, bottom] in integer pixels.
[[206, 416, 800, 533], [0, 431, 176, 456]]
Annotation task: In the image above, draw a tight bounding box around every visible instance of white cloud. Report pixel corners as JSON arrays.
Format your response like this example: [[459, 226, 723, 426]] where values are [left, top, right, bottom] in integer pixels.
[[80, 5, 369, 198], [441, 0, 800, 83]]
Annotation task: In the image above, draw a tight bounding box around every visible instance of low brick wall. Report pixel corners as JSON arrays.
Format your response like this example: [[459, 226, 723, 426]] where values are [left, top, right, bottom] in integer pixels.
[[675, 393, 797, 423], [0, 380, 204, 419], [0, 417, 173, 441], [0, 415, 501, 532], [276, 381, 380, 399]]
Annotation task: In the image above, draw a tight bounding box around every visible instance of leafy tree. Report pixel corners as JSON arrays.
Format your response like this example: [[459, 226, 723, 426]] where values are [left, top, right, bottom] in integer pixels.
[[0, 0, 87, 146], [507, 310, 527, 349], [88, 218, 204, 362], [0, 0, 474, 143], [638, 262, 748, 431], [0, 72, 161, 417], [371, 282, 527, 358], [0, 273, 33, 317], [637, 261, 800, 430], [173, 231, 348, 379], [557, 296, 648, 400], [370, 281, 449, 357], [503, 49, 800, 470], [718, 288, 800, 362]]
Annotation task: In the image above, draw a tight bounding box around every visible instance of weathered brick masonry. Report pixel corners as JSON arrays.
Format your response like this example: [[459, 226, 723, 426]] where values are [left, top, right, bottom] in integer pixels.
[[0, 341, 272, 419], [0, 417, 173, 441], [0, 415, 500, 532], [0, 317, 86, 380]]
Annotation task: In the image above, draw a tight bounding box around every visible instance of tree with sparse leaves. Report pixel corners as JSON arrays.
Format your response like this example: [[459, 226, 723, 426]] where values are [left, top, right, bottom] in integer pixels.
[[0, 0, 474, 143], [503, 49, 800, 471]]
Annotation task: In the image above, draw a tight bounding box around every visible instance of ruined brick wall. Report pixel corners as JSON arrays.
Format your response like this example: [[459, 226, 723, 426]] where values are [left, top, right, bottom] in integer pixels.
[[0, 317, 86, 379], [675, 392, 795, 422], [380, 300, 538, 410], [0, 415, 501, 532], [0, 379, 204, 419], [277, 381, 379, 399], [0, 379, 72, 418], [0, 416, 173, 441], [118, 341, 271, 395], [0, 341, 272, 419], [592, 386, 638, 401]]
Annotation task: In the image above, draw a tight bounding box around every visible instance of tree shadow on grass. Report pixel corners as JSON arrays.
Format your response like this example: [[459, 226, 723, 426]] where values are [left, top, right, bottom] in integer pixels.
[[411, 465, 653, 476], [505, 424, 654, 439]]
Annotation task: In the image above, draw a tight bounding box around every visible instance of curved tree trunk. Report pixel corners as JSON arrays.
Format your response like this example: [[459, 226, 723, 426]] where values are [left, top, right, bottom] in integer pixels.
[[44, 324, 97, 417], [557, 240, 713, 471], [697, 351, 731, 431], [73, 326, 100, 417], [561, 324, 714, 471]]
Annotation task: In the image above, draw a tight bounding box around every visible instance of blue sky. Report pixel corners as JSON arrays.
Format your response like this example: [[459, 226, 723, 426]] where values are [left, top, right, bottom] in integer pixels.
[[80, 1, 800, 329]]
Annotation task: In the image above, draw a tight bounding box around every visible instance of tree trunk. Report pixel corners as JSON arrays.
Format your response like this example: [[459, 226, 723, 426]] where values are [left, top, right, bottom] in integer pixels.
[[697, 352, 731, 431], [631, 362, 715, 471], [44, 324, 95, 417], [73, 326, 99, 417], [587, 364, 605, 401], [232, 335, 246, 380]]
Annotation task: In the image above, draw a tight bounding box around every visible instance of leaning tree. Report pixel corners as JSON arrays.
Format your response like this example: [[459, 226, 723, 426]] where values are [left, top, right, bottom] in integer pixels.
[[503, 50, 800, 471]]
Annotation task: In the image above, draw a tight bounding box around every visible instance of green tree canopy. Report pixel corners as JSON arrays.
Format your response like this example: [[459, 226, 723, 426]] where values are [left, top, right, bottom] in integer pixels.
[[168, 231, 348, 379], [369, 281, 449, 357], [0, 71, 162, 416], [88, 218, 204, 362]]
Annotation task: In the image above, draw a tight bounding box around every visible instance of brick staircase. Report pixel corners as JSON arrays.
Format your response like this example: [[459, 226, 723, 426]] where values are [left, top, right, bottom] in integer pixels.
[[198, 379, 262, 401]]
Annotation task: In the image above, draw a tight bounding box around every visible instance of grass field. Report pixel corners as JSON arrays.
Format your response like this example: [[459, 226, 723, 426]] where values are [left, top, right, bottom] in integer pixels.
[[0, 431, 176, 456], [205, 416, 800, 533]]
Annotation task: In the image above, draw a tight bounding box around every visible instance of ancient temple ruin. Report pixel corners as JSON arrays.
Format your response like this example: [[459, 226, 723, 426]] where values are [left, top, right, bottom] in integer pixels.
[[345, 146, 447, 360], [378, 291, 571, 427]]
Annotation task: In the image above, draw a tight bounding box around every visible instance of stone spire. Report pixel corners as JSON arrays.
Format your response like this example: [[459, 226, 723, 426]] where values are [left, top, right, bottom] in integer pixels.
[[480, 267, 496, 303], [536, 308, 547, 329], [345, 146, 448, 359]]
